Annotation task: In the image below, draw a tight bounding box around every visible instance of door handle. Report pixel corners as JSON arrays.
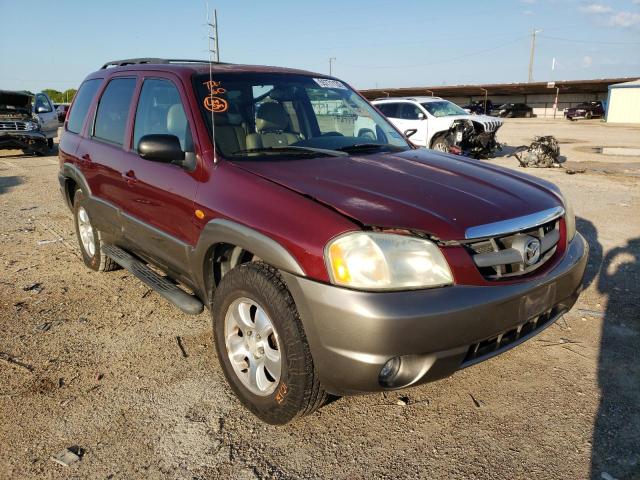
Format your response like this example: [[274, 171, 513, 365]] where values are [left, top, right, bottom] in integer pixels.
[[123, 170, 138, 185]]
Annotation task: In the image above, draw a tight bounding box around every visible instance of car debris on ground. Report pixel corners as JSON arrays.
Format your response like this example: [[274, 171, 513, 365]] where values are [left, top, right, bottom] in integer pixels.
[[510, 135, 562, 168], [0, 352, 34, 372], [50, 446, 84, 467]]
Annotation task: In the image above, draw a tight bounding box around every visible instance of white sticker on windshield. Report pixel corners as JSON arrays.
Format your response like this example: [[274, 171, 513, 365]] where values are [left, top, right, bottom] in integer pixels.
[[313, 78, 347, 90]]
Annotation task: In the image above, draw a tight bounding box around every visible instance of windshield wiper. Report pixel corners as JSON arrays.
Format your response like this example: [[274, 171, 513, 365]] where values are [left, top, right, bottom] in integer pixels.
[[337, 143, 403, 153], [231, 146, 347, 157]]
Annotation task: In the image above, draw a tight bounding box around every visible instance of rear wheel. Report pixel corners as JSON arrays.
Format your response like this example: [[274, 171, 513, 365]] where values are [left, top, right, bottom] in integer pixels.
[[73, 189, 119, 272], [585, 111, 593, 120], [212, 262, 327, 424]]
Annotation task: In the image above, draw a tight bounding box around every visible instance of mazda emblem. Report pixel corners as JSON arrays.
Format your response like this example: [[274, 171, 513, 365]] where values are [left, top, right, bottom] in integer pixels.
[[524, 238, 541, 265]]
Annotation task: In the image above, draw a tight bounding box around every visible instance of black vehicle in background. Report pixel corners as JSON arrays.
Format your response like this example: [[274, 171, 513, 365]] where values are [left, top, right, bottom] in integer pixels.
[[493, 103, 534, 118], [463, 99, 493, 115], [564, 101, 605, 120]]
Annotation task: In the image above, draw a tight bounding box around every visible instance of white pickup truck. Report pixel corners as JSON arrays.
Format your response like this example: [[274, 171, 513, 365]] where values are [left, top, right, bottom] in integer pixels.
[[371, 96, 502, 153]]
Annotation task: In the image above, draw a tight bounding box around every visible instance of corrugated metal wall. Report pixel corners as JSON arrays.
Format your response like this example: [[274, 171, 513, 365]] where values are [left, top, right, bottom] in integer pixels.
[[607, 87, 640, 124]]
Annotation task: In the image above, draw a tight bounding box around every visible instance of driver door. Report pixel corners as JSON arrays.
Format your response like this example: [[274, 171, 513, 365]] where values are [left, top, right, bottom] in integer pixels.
[[34, 93, 58, 137], [396, 103, 428, 147]]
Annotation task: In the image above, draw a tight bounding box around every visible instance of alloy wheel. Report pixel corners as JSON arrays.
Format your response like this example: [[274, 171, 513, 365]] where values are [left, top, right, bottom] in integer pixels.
[[224, 297, 282, 396]]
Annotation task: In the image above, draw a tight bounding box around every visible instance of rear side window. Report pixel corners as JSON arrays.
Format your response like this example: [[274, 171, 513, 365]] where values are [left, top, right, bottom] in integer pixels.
[[67, 79, 102, 134], [93, 78, 137, 145]]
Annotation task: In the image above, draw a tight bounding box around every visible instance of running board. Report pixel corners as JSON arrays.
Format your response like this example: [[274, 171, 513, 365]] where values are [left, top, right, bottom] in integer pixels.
[[102, 244, 204, 315]]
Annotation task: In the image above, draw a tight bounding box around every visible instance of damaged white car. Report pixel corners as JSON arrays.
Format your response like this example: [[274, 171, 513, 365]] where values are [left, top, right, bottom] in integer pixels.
[[371, 96, 502, 158]]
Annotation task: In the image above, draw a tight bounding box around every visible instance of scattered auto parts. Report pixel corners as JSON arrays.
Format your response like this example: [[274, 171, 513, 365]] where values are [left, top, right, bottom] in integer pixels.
[[511, 135, 562, 168]]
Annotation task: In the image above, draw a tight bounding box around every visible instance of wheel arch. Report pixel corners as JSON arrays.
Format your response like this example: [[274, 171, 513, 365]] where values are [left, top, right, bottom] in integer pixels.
[[193, 219, 306, 306], [60, 163, 91, 209]]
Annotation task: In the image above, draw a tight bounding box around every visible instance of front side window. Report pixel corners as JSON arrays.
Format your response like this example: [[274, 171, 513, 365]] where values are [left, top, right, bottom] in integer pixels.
[[93, 78, 136, 145], [67, 79, 102, 134], [421, 100, 468, 118], [35, 94, 52, 113], [133, 78, 193, 152], [194, 73, 409, 160], [398, 103, 422, 120]]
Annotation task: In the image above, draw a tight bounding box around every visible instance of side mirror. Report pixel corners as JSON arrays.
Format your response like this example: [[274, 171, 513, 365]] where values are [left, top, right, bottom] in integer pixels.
[[418, 112, 426, 120], [36, 105, 50, 114], [138, 134, 185, 163], [404, 128, 418, 138]]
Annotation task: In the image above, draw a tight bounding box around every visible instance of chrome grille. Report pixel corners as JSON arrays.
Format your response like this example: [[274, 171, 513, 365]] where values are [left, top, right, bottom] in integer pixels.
[[0, 121, 27, 131], [465, 219, 560, 279]]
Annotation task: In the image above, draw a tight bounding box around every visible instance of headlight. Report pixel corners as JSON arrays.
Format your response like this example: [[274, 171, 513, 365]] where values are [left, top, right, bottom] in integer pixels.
[[24, 121, 39, 131], [563, 195, 576, 241], [325, 232, 453, 290]]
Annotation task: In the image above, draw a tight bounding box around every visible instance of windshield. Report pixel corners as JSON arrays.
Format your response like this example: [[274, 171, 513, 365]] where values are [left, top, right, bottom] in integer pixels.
[[194, 73, 409, 160], [420, 100, 468, 118]]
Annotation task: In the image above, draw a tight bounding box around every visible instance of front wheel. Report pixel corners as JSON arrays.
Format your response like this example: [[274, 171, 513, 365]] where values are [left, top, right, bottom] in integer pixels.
[[212, 262, 327, 424], [585, 112, 593, 119], [430, 136, 449, 153]]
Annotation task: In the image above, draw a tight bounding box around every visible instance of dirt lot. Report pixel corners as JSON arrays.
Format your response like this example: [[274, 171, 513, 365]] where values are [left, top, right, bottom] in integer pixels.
[[1, 119, 639, 480]]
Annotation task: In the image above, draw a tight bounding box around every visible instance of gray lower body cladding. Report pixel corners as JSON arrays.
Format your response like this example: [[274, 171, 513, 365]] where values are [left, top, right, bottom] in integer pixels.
[[0, 131, 48, 154], [282, 233, 588, 396]]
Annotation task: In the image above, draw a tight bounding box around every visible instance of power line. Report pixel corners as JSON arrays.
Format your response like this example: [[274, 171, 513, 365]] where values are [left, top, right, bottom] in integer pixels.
[[539, 34, 640, 45]]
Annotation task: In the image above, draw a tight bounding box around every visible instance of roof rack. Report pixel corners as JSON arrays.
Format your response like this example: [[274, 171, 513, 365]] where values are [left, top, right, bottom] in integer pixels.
[[100, 58, 223, 69]]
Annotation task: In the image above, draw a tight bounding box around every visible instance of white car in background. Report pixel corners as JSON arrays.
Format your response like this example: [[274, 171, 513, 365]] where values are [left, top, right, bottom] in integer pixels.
[[371, 96, 502, 152]]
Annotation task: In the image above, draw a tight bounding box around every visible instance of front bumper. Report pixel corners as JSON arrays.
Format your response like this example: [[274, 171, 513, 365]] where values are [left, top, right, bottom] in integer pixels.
[[282, 233, 588, 396], [0, 131, 48, 154]]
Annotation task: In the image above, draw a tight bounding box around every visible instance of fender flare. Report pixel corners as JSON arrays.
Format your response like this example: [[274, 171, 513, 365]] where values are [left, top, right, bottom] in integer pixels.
[[191, 218, 306, 303], [59, 163, 92, 208]]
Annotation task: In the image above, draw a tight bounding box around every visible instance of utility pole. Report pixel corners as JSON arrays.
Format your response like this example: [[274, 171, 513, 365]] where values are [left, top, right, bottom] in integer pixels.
[[207, 7, 220, 62], [329, 57, 336, 76], [528, 28, 542, 82]]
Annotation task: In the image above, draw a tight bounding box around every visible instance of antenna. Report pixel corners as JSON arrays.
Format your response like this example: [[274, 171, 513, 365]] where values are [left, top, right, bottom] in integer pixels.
[[206, 4, 218, 162]]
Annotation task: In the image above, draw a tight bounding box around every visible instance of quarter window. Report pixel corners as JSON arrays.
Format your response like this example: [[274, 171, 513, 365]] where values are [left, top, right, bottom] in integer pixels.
[[67, 79, 102, 134], [93, 78, 137, 145], [133, 78, 193, 152]]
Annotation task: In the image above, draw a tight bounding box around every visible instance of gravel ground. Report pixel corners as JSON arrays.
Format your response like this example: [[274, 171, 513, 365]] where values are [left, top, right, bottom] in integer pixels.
[[1, 119, 639, 480]]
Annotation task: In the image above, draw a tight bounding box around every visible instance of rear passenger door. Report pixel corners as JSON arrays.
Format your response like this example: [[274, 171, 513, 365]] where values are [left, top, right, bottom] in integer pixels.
[[78, 76, 138, 239], [120, 75, 200, 276]]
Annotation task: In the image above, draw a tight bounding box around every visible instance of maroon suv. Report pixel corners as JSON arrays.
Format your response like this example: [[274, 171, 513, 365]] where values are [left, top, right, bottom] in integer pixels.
[[58, 58, 588, 424]]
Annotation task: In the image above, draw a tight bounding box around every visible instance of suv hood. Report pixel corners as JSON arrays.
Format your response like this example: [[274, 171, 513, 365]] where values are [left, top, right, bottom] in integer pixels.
[[232, 149, 562, 241], [0, 90, 33, 120]]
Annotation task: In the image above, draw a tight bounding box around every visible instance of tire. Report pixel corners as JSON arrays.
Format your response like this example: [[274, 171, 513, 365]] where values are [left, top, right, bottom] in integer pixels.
[[430, 136, 449, 153], [72, 189, 119, 272], [585, 112, 593, 120], [212, 262, 327, 424], [47, 138, 54, 150]]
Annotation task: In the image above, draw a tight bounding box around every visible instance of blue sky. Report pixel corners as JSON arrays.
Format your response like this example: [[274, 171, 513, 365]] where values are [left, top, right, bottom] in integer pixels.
[[1, 0, 638, 92]]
